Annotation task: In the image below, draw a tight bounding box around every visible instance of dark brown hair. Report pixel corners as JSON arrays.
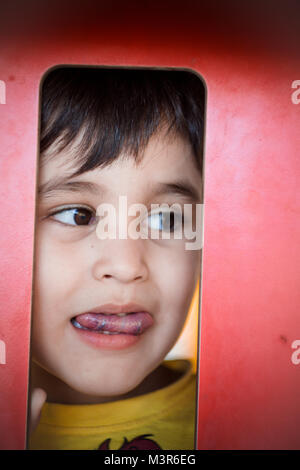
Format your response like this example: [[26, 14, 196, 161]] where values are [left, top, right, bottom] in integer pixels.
[[40, 67, 205, 175]]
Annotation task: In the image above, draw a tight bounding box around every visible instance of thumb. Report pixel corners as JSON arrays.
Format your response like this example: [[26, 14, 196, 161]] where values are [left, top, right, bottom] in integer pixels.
[[29, 388, 47, 435]]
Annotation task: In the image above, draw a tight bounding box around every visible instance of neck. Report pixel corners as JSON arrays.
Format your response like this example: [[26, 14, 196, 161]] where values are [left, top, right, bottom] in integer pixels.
[[30, 360, 183, 405]]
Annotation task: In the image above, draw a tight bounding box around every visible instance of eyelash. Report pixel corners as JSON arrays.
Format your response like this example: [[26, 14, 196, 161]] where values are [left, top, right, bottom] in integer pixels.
[[46, 205, 186, 232], [48, 205, 96, 227], [145, 210, 185, 232]]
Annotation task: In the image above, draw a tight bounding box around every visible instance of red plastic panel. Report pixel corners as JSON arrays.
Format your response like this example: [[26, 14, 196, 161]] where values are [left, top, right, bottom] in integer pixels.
[[0, 0, 299, 449]]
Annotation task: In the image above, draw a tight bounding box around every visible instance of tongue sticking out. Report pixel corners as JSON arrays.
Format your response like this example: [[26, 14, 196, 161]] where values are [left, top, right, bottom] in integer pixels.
[[72, 312, 153, 335]]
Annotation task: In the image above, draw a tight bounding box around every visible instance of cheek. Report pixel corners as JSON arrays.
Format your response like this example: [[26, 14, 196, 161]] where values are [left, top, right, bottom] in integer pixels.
[[158, 247, 200, 291], [33, 227, 85, 313], [153, 247, 200, 324]]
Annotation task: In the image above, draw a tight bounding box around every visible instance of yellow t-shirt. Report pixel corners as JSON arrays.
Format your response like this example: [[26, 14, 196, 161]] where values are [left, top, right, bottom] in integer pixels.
[[29, 360, 197, 450]]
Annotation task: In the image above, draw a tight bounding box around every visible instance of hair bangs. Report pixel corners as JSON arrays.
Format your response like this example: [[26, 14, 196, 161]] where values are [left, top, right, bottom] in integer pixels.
[[40, 67, 205, 175]]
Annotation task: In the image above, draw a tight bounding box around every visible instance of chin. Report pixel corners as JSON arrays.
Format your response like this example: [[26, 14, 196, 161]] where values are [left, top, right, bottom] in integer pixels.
[[67, 372, 145, 400]]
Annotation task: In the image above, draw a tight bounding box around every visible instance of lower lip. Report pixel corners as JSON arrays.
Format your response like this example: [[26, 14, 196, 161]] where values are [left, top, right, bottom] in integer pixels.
[[71, 323, 143, 350]]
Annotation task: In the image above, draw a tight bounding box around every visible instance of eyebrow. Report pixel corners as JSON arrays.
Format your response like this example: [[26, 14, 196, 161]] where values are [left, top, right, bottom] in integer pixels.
[[38, 179, 101, 198], [154, 181, 201, 202], [38, 177, 201, 202]]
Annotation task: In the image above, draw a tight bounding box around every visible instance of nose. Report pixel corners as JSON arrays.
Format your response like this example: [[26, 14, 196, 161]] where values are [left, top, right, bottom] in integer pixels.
[[91, 237, 149, 284]]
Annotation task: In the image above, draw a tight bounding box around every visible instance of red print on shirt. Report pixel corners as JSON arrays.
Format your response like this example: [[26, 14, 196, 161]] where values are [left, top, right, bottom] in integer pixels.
[[97, 434, 162, 450]]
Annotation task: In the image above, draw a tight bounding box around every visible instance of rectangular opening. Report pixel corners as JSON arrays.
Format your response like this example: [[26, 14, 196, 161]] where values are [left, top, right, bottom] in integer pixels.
[[27, 65, 206, 450]]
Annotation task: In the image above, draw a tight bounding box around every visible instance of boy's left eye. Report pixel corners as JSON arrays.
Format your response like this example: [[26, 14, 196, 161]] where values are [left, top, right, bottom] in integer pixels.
[[50, 207, 96, 226], [146, 210, 183, 232]]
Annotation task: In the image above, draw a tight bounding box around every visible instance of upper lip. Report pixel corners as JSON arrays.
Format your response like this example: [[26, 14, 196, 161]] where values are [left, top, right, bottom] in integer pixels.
[[79, 302, 151, 315]]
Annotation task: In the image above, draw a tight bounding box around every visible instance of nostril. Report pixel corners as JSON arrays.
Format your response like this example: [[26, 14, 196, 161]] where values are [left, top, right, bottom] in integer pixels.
[[93, 263, 148, 283]]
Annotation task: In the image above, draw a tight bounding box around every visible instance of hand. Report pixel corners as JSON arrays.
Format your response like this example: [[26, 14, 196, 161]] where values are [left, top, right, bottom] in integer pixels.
[[29, 388, 47, 435]]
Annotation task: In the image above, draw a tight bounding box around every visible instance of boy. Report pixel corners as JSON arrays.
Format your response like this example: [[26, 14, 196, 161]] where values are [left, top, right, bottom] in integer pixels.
[[29, 67, 204, 450]]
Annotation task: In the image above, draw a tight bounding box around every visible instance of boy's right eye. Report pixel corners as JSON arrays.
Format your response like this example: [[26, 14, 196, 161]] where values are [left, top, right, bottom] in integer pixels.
[[50, 207, 96, 226]]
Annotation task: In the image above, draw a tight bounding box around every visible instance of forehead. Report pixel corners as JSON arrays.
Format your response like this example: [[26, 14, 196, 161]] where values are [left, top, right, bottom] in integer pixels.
[[38, 130, 202, 199]]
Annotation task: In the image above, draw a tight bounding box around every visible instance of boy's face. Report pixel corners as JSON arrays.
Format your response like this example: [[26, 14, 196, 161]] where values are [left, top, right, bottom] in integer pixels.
[[32, 129, 202, 400]]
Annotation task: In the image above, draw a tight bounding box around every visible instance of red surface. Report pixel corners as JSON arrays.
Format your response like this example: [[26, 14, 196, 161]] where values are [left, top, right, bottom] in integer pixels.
[[0, 0, 299, 450]]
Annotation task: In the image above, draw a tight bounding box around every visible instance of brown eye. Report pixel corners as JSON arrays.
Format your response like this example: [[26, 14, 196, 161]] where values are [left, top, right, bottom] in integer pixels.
[[73, 208, 93, 225], [51, 207, 95, 226]]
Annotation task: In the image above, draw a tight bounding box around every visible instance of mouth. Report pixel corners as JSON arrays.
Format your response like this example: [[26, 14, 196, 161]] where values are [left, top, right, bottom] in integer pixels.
[[71, 303, 154, 336]]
